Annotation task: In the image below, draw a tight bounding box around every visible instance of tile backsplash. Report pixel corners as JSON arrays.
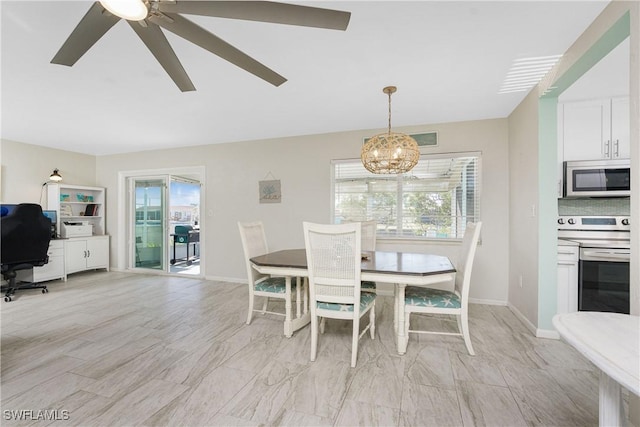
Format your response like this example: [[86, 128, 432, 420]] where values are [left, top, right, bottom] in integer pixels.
[[558, 197, 630, 216]]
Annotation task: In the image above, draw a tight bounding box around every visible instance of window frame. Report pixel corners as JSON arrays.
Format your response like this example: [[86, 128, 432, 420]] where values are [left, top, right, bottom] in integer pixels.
[[331, 151, 482, 242]]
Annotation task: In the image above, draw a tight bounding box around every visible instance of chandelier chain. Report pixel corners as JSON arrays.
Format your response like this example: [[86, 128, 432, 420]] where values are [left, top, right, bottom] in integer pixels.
[[361, 85, 419, 174], [387, 91, 392, 134]]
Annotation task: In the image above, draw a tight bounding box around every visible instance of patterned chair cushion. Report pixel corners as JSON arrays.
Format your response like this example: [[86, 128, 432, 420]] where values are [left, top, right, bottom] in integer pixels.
[[254, 277, 298, 293], [316, 292, 376, 312], [361, 281, 376, 291], [405, 286, 461, 308]]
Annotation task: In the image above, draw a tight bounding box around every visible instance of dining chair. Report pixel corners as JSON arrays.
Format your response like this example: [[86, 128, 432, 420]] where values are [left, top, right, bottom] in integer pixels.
[[238, 221, 302, 332], [403, 221, 482, 355], [360, 220, 377, 293], [303, 221, 375, 368]]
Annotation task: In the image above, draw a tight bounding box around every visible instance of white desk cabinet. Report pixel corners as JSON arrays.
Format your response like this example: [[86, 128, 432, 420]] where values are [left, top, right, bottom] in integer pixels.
[[16, 240, 66, 283], [65, 236, 110, 275]]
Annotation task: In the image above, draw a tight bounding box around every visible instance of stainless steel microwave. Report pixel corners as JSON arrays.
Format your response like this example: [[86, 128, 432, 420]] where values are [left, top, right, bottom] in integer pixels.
[[564, 159, 631, 197]]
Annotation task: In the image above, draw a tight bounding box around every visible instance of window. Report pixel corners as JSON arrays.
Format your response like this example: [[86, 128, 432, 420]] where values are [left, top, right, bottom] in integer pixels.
[[333, 152, 480, 239]]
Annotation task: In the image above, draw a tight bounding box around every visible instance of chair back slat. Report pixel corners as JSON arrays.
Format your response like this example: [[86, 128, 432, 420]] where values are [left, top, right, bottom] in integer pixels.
[[304, 222, 361, 305], [238, 221, 269, 284], [360, 220, 377, 252], [454, 222, 482, 300]]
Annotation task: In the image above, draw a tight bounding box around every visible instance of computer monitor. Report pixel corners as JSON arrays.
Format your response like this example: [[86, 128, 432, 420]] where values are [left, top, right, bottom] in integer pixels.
[[42, 210, 57, 224], [42, 210, 57, 238]]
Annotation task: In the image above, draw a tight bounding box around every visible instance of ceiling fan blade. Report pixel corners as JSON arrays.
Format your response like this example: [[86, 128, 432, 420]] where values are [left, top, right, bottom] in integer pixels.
[[129, 22, 196, 92], [149, 13, 286, 86], [158, 1, 350, 31], [51, 2, 120, 66]]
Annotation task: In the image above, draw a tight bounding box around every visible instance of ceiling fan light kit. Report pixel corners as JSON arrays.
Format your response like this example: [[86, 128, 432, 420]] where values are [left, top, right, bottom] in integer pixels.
[[51, 1, 351, 91], [361, 86, 420, 174], [99, 0, 148, 21]]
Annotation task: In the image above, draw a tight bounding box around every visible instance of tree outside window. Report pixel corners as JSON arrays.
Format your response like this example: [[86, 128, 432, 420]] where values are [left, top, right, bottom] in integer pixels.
[[333, 153, 480, 240]]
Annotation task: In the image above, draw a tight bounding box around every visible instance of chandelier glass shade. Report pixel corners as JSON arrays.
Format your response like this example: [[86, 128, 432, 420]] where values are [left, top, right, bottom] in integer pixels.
[[361, 86, 419, 174]]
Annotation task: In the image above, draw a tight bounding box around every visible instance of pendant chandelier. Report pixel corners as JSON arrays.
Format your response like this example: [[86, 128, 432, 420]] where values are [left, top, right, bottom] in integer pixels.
[[361, 86, 419, 174]]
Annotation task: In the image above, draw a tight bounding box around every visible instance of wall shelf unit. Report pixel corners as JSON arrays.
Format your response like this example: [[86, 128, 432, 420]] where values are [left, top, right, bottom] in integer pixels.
[[47, 183, 106, 236], [47, 183, 110, 278]]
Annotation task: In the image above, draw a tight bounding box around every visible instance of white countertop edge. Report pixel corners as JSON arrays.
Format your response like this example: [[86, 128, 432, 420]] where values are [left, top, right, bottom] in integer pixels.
[[553, 313, 640, 396]]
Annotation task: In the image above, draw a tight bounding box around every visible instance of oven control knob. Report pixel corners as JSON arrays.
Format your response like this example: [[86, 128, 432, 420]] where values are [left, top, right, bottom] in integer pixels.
[[557, 218, 565, 225], [622, 218, 630, 226], [568, 218, 575, 225]]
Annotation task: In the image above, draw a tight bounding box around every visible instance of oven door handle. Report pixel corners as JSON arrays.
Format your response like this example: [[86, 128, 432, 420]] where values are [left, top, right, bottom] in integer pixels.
[[581, 250, 630, 262]]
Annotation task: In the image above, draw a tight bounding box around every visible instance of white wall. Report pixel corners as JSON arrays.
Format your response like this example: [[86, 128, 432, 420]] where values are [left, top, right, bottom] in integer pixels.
[[1, 118, 510, 304], [507, 90, 540, 328], [0, 139, 96, 204], [94, 118, 510, 304]]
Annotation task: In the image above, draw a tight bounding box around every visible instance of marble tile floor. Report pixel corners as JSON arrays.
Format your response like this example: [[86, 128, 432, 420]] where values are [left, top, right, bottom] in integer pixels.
[[0, 271, 613, 426]]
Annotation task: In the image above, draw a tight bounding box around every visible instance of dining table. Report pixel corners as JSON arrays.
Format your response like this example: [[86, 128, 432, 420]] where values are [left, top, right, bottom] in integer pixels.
[[250, 248, 456, 354], [553, 312, 640, 427]]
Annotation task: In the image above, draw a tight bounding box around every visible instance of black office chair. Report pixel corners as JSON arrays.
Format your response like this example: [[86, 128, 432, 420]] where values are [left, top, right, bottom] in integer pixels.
[[1, 203, 52, 302]]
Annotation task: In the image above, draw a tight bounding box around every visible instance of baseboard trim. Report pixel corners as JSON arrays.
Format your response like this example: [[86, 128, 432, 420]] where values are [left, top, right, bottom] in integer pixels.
[[507, 303, 560, 339], [536, 329, 560, 339], [507, 302, 538, 336], [205, 275, 245, 284], [469, 297, 507, 306]]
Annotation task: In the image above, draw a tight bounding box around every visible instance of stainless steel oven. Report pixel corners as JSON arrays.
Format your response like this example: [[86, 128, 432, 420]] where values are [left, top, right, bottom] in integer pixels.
[[563, 159, 631, 198], [558, 215, 630, 314]]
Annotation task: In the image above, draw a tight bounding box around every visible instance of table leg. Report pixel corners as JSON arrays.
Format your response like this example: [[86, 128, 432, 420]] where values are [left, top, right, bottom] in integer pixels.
[[284, 276, 293, 338], [396, 283, 408, 355], [296, 277, 301, 319], [303, 277, 308, 314], [393, 284, 399, 336], [599, 370, 625, 426]]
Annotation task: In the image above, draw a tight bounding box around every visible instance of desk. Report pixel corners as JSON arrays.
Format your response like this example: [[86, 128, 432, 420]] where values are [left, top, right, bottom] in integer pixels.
[[553, 312, 640, 426], [250, 249, 456, 353]]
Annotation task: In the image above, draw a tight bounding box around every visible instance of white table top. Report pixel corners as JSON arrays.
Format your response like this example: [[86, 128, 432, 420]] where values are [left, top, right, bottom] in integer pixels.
[[553, 312, 640, 396]]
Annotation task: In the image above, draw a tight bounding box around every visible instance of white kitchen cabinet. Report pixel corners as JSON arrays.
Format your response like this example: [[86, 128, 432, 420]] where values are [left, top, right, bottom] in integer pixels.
[[560, 97, 630, 162], [557, 97, 630, 197], [557, 243, 579, 315], [16, 240, 66, 283], [610, 97, 630, 159], [65, 236, 110, 275]]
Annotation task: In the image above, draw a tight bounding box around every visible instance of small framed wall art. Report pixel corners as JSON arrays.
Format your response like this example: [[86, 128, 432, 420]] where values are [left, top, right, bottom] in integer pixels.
[[259, 179, 281, 204]]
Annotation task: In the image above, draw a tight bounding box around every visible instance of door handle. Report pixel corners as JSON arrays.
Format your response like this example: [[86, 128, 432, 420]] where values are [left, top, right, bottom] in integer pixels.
[[582, 250, 630, 261], [83, 250, 87, 258], [87, 250, 90, 258], [613, 139, 619, 157], [604, 140, 610, 158]]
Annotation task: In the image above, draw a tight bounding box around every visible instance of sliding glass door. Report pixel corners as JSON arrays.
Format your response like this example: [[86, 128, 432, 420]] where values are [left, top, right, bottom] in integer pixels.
[[132, 177, 168, 271]]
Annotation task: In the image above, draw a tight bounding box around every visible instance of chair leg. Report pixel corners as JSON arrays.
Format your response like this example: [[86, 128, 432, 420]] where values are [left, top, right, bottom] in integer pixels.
[[320, 317, 326, 334], [402, 310, 411, 352], [351, 317, 359, 368], [369, 302, 376, 339], [310, 314, 318, 362], [261, 298, 269, 314], [459, 311, 475, 356], [246, 293, 254, 325]]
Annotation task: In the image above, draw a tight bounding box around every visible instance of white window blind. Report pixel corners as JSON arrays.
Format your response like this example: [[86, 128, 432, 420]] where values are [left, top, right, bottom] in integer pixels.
[[333, 152, 480, 239]]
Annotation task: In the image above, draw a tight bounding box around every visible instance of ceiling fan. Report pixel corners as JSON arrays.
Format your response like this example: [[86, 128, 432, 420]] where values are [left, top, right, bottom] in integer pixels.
[[51, 0, 351, 91]]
